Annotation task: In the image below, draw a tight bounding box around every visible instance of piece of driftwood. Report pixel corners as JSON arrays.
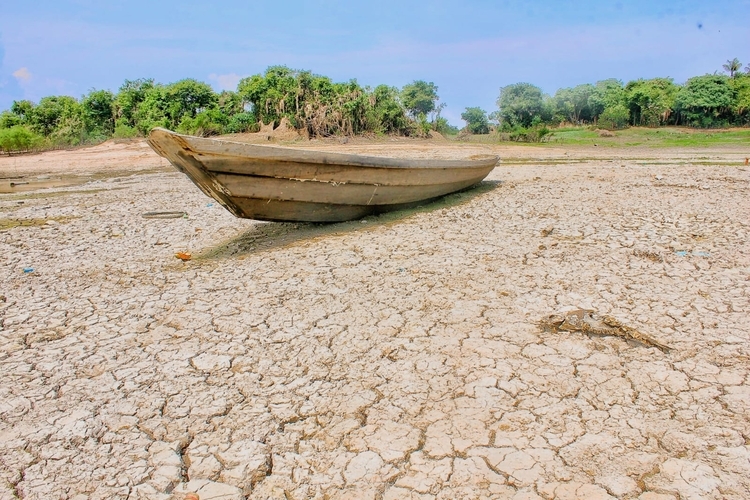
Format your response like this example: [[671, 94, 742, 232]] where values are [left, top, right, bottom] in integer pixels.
[[540, 309, 672, 352], [147, 128, 499, 222]]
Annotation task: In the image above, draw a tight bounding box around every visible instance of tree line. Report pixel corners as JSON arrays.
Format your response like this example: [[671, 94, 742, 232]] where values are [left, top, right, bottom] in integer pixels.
[[0, 66, 452, 153], [1, 59, 748, 152], [462, 58, 750, 141]]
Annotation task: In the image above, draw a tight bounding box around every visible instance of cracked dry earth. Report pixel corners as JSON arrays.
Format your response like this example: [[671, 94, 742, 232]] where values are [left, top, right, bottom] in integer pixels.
[[1, 139, 749, 500]]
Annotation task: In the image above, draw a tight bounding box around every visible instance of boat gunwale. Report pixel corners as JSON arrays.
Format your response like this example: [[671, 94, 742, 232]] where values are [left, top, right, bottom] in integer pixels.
[[150, 128, 499, 170]]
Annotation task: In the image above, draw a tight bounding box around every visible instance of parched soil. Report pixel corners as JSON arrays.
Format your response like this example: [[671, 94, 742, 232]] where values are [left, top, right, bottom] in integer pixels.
[[1, 137, 749, 500]]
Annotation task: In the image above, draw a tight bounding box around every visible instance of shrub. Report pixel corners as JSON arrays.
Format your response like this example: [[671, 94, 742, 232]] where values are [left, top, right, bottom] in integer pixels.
[[598, 104, 630, 130], [0, 126, 44, 153], [432, 116, 459, 135], [498, 123, 552, 143], [176, 110, 224, 136], [113, 122, 139, 139], [0, 111, 22, 129], [226, 112, 258, 133], [48, 113, 87, 146], [415, 113, 432, 137]]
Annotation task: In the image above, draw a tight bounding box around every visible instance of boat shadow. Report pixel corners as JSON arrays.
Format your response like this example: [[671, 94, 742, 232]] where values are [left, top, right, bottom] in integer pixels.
[[197, 180, 503, 260]]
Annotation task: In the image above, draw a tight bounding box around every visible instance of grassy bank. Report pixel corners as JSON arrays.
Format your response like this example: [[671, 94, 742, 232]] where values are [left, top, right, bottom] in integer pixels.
[[463, 127, 750, 148]]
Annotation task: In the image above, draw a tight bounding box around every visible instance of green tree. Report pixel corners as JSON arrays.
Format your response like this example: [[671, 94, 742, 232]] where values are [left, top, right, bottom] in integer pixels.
[[133, 85, 171, 134], [217, 90, 246, 117], [238, 66, 412, 137], [0, 111, 22, 129], [10, 100, 34, 122], [400, 80, 439, 118], [589, 79, 626, 120], [597, 104, 630, 130], [115, 78, 154, 128], [723, 58, 742, 78], [368, 84, 411, 135], [496, 83, 545, 127], [133, 79, 218, 133], [82, 89, 115, 135], [729, 74, 750, 124], [625, 78, 678, 126], [237, 66, 300, 127], [28, 96, 83, 139], [553, 84, 595, 123], [163, 79, 217, 124], [675, 75, 735, 127], [460, 107, 490, 134]]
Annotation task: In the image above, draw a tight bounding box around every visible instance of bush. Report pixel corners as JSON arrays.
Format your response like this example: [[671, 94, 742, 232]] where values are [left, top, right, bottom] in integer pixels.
[[368, 85, 411, 135], [432, 116, 459, 135], [598, 104, 630, 130], [415, 113, 432, 137], [176, 110, 224, 136], [498, 123, 552, 142], [48, 113, 87, 146], [0, 111, 22, 129], [113, 122, 139, 139], [226, 112, 258, 133], [136, 117, 170, 136], [0, 126, 44, 153]]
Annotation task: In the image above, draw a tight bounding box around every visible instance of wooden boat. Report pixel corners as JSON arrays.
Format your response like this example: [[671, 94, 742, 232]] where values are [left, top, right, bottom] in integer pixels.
[[147, 128, 498, 222]]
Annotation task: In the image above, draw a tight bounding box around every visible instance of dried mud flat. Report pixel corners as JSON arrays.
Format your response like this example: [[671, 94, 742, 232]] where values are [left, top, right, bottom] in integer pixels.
[[1, 138, 749, 500]]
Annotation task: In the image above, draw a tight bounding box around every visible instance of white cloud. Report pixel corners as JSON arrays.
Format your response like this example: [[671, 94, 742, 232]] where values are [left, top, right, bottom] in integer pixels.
[[209, 72, 242, 91], [12, 67, 31, 82]]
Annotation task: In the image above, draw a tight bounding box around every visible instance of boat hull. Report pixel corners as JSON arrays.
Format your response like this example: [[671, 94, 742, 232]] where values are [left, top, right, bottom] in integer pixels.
[[147, 128, 498, 222]]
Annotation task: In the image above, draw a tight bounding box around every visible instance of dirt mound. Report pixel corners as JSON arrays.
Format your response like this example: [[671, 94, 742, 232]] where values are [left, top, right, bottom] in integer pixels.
[[272, 117, 306, 141]]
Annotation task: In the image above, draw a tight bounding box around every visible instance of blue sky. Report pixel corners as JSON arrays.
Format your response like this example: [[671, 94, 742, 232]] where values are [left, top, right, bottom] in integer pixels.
[[1, 0, 747, 125]]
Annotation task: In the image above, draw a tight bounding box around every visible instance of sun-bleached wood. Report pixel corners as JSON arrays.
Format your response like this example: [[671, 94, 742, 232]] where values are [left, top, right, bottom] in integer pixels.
[[147, 128, 498, 222]]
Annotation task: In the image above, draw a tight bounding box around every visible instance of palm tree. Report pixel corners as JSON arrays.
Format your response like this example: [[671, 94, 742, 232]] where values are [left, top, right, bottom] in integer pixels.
[[723, 58, 742, 77], [745, 64, 750, 75]]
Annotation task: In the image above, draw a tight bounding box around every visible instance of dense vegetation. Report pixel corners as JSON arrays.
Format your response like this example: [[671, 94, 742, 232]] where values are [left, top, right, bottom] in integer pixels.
[[1, 58, 748, 152], [0, 67, 454, 153], [478, 58, 750, 141]]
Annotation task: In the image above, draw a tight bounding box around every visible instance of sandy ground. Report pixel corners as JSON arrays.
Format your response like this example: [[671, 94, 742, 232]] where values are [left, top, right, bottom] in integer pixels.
[[0, 137, 749, 500]]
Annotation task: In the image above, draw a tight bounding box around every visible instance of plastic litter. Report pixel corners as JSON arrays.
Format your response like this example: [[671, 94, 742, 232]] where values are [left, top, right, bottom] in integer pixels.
[[206, 202, 214, 207], [142, 211, 187, 219], [23, 267, 34, 273], [675, 250, 689, 257]]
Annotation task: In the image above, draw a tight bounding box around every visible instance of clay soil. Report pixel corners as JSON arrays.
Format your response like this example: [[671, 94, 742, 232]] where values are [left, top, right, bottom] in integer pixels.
[[1, 137, 749, 499]]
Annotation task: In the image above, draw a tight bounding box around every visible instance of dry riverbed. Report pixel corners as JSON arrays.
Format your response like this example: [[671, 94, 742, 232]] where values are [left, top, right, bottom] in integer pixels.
[[1, 137, 749, 500]]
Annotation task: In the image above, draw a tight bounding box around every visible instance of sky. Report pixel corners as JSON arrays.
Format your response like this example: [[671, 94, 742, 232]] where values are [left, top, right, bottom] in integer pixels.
[[0, 0, 748, 125]]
